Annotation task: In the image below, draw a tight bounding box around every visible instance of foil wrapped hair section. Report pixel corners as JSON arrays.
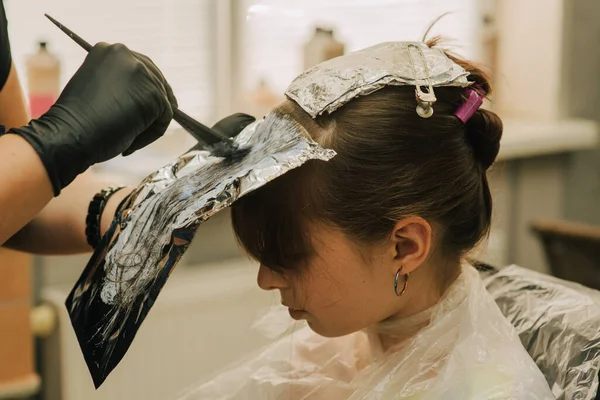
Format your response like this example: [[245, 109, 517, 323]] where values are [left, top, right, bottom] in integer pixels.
[[285, 41, 472, 118], [65, 110, 336, 388]]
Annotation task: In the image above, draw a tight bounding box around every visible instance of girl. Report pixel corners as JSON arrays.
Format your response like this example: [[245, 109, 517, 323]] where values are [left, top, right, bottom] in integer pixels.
[[180, 40, 554, 399]]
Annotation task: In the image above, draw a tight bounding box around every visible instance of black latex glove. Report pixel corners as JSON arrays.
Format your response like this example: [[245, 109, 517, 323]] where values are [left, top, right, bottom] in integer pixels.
[[187, 113, 256, 153], [8, 42, 177, 195]]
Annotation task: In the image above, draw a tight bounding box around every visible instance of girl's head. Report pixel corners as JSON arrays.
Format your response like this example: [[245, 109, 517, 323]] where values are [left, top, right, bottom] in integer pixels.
[[232, 42, 502, 338]]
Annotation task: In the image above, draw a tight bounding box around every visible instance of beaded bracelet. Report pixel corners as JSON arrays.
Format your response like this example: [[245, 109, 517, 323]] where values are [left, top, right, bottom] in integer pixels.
[[85, 186, 126, 249]]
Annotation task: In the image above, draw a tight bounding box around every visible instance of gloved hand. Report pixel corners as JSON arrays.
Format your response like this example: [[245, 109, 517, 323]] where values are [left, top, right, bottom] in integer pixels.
[[187, 113, 256, 153], [8, 42, 177, 195]]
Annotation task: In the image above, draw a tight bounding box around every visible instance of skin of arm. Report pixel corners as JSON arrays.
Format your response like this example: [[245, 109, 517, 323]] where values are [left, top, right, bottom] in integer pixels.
[[1, 63, 133, 254]]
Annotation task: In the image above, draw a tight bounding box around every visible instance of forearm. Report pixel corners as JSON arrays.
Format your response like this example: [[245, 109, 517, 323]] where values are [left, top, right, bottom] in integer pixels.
[[5, 172, 133, 255], [0, 63, 53, 245], [0, 134, 54, 245], [0, 64, 28, 128], [0, 62, 133, 254]]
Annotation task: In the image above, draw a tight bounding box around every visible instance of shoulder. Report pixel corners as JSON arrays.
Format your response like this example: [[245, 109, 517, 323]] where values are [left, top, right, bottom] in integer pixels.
[[180, 327, 369, 399], [435, 364, 553, 399]]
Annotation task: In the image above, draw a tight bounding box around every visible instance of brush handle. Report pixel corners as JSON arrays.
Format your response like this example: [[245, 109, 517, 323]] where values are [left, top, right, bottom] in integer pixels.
[[173, 109, 227, 146], [45, 14, 93, 51]]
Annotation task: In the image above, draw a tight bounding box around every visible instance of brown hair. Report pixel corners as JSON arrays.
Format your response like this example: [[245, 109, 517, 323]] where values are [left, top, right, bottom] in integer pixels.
[[232, 41, 503, 273]]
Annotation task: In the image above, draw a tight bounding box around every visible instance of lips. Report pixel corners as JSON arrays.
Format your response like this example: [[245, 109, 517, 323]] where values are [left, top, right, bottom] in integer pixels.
[[282, 301, 305, 319]]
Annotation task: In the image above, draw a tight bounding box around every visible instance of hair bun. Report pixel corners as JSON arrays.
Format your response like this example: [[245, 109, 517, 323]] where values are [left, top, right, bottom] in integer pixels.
[[464, 108, 503, 170]]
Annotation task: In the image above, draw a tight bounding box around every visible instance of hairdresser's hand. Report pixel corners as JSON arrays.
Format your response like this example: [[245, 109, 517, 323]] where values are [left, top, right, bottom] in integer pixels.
[[7, 42, 177, 196], [187, 113, 256, 152]]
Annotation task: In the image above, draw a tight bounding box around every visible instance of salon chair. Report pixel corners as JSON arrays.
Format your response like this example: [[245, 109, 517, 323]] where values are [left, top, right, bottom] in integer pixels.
[[476, 262, 600, 400], [531, 219, 600, 291]]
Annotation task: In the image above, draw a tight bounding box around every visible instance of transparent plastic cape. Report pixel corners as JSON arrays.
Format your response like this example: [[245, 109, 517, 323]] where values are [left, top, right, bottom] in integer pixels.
[[65, 111, 336, 388], [483, 265, 600, 400], [177, 265, 554, 399]]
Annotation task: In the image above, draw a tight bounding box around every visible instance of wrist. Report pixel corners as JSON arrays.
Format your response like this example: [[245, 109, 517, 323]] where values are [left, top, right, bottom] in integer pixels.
[[86, 186, 131, 249], [0, 134, 54, 197], [7, 108, 91, 195], [100, 187, 134, 237]]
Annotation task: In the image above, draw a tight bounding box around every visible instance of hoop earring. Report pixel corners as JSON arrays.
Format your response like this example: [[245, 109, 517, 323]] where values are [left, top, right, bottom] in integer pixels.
[[394, 267, 409, 297]]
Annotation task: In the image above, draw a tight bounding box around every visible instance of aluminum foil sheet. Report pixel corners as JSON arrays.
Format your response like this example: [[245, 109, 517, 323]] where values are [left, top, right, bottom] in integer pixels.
[[483, 265, 600, 400], [65, 110, 336, 388], [286, 41, 471, 118]]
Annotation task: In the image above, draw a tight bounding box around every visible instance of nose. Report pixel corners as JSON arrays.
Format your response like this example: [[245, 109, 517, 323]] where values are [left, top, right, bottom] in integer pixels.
[[257, 264, 287, 291]]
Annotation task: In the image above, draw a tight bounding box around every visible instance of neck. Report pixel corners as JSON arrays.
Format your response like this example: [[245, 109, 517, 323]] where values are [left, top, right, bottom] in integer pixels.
[[376, 260, 463, 352]]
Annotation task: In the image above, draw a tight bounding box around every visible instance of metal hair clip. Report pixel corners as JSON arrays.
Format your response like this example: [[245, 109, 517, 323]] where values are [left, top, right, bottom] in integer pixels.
[[407, 44, 437, 118]]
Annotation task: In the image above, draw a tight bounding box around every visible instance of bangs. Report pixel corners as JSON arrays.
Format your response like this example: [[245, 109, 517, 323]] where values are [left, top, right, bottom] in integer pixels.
[[231, 162, 323, 273]]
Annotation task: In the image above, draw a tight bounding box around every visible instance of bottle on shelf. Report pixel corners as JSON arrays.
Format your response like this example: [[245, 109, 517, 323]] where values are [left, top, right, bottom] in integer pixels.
[[303, 26, 345, 71], [26, 41, 61, 119]]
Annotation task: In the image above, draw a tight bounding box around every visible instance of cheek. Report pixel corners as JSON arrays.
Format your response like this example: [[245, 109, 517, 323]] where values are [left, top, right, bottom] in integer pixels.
[[291, 269, 344, 310], [298, 257, 381, 335], [298, 257, 352, 308]]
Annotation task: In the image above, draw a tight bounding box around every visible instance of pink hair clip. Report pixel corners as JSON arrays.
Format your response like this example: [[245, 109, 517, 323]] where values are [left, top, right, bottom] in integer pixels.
[[454, 85, 484, 124]]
